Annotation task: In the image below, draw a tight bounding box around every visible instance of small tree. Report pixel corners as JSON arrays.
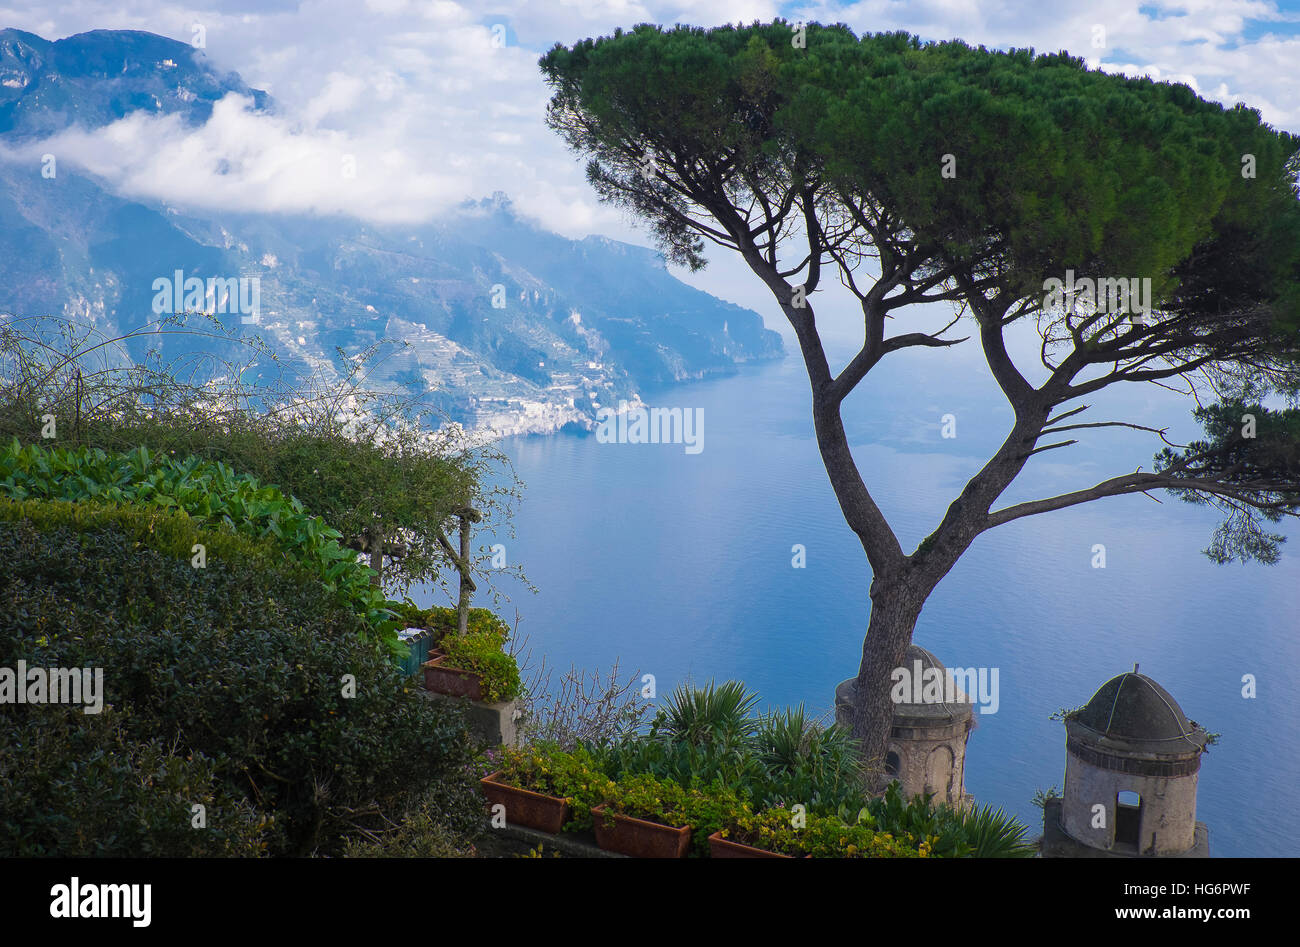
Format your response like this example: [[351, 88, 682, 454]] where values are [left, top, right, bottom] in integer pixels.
[[541, 22, 1300, 769]]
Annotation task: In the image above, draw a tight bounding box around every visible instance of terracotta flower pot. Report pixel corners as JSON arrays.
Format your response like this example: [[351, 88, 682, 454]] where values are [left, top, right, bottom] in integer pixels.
[[479, 772, 571, 834], [422, 651, 485, 700], [707, 830, 801, 859], [590, 803, 691, 858]]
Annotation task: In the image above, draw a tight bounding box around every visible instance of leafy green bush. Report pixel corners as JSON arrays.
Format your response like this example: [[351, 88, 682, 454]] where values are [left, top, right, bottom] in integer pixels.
[[0, 313, 505, 595], [720, 808, 925, 858], [660, 679, 760, 746], [676, 783, 754, 857], [591, 680, 870, 816], [599, 772, 692, 827], [493, 743, 616, 831], [947, 802, 1038, 858], [754, 704, 866, 811], [340, 789, 481, 858], [0, 441, 395, 650], [598, 772, 753, 856], [0, 707, 270, 857], [0, 502, 477, 856], [439, 629, 521, 702], [391, 602, 510, 646], [847, 782, 1036, 858]]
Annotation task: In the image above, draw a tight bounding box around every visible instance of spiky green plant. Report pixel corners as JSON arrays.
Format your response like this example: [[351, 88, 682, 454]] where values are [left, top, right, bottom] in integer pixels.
[[757, 706, 859, 774], [954, 803, 1038, 858], [756, 704, 816, 774], [660, 680, 761, 747]]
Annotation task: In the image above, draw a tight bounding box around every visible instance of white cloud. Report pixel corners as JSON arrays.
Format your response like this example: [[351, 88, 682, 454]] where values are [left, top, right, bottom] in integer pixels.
[[20, 94, 468, 222], [0, 0, 1294, 249]]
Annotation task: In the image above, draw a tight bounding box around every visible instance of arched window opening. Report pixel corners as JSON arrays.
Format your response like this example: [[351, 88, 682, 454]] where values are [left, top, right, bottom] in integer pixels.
[[1115, 791, 1142, 847]]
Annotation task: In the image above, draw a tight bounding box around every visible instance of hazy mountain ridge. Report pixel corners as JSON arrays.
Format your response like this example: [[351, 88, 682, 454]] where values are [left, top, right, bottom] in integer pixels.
[[0, 27, 271, 137], [0, 28, 782, 435]]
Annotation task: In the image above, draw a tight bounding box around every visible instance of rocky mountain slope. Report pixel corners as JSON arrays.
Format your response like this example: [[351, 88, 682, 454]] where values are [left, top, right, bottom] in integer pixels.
[[0, 27, 783, 435]]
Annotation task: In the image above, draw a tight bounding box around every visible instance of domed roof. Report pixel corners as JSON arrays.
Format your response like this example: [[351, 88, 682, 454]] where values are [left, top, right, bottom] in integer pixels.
[[1071, 671, 1205, 752], [892, 644, 973, 721], [905, 644, 944, 673], [832, 643, 974, 728]]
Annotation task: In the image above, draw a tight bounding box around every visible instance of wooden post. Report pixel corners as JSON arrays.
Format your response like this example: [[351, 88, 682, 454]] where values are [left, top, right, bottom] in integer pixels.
[[438, 506, 482, 637], [456, 512, 471, 636]]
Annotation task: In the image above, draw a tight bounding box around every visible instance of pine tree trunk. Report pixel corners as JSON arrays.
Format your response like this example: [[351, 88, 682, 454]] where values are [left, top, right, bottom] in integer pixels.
[[849, 579, 927, 775]]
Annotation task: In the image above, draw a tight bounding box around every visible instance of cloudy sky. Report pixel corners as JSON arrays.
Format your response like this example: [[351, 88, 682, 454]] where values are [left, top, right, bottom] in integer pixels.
[[6, 0, 1300, 326]]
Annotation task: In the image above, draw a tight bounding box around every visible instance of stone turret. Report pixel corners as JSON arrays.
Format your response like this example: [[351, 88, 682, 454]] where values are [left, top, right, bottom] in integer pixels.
[[1043, 668, 1210, 857], [835, 645, 973, 807]]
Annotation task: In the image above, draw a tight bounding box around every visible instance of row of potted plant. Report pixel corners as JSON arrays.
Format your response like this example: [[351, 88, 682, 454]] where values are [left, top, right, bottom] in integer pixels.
[[479, 744, 928, 858], [388, 602, 523, 703]]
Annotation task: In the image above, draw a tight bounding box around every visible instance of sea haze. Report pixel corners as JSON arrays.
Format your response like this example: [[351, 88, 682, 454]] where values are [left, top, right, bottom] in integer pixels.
[[427, 332, 1300, 858]]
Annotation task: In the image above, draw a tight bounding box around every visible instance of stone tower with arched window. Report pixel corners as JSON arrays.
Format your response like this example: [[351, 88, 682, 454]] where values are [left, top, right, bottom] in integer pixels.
[[835, 644, 974, 807], [1042, 668, 1210, 857]]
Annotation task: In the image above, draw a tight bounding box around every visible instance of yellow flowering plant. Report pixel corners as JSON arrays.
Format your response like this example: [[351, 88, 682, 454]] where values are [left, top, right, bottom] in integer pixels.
[[493, 743, 615, 831]]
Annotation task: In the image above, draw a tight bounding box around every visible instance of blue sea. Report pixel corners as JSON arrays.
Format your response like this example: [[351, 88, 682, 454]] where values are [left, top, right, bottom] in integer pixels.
[[421, 329, 1300, 857]]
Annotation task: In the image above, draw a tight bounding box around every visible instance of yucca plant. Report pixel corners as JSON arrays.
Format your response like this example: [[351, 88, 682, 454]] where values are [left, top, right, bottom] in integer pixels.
[[757, 706, 860, 775], [660, 680, 761, 748], [756, 705, 816, 774], [953, 803, 1038, 858]]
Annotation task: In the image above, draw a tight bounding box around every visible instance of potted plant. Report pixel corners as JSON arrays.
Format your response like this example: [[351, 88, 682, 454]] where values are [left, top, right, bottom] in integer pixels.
[[708, 830, 801, 858], [591, 774, 693, 858], [480, 745, 616, 834], [480, 773, 570, 834], [422, 650, 487, 699], [708, 807, 933, 858], [422, 626, 521, 703], [708, 809, 806, 858]]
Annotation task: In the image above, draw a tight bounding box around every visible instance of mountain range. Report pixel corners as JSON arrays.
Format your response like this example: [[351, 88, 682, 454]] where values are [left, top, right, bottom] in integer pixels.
[[0, 27, 783, 435]]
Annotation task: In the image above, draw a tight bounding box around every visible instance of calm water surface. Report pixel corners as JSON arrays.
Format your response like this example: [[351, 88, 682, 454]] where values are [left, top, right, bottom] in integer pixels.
[[421, 335, 1300, 857]]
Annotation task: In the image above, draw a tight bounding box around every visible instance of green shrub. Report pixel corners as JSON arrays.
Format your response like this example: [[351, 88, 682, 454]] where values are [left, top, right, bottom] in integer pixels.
[[0, 494, 285, 572], [676, 782, 754, 857], [439, 629, 521, 702], [599, 772, 752, 857], [0, 504, 477, 856], [493, 743, 616, 832], [948, 802, 1038, 858], [846, 782, 1036, 857], [600, 772, 692, 827], [0, 441, 395, 650], [591, 681, 870, 816], [340, 789, 480, 858], [754, 705, 867, 811], [0, 707, 270, 857], [720, 808, 925, 858], [660, 679, 760, 746], [396, 603, 508, 640]]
